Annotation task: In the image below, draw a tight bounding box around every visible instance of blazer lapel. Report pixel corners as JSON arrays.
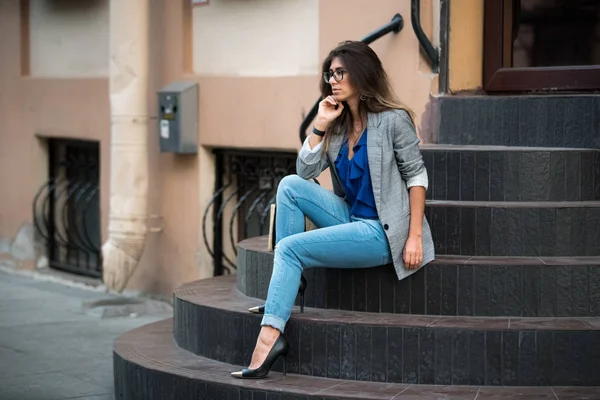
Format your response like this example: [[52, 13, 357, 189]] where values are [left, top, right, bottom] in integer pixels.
[[326, 134, 345, 196], [367, 112, 383, 210]]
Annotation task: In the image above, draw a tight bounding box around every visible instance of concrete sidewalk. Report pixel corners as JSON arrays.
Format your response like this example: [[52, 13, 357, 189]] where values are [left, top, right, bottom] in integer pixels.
[[0, 270, 173, 400]]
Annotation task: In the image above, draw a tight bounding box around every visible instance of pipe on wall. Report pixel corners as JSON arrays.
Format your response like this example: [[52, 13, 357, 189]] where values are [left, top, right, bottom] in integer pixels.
[[101, 0, 150, 292]]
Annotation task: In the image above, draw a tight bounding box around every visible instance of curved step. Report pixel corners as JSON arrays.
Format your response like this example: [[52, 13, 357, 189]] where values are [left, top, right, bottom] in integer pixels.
[[420, 145, 600, 202], [238, 236, 600, 317], [425, 200, 600, 257], [114, 319, 599, 399], [174, 276, 600, 386]]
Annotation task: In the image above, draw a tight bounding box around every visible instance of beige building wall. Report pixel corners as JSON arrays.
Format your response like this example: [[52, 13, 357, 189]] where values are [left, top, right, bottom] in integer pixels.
[[1, 0, 456, 295], [192, 0, 319, 77], [0, 0, 110, 272], [29, 0, 109, 77]]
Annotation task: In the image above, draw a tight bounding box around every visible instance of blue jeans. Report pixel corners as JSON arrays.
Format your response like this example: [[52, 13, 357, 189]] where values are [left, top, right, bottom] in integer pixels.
[[261, 174, 393, 333]]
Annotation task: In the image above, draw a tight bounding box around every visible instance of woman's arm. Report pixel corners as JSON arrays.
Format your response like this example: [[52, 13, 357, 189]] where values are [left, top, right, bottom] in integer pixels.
[[408, 186, 426, 239], [297, 96, 343, 180], [296, 134, 329, 180], [390, 110, 429, 268], [390, 110, 428, 189]]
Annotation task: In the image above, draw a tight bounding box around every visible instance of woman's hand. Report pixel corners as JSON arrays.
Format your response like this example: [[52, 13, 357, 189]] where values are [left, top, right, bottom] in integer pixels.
[[403, 234, 423, 270], [314, 96, 344, 131]]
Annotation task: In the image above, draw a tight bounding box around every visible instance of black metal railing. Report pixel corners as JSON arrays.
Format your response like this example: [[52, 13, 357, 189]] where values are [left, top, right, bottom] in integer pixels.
[[411, 0, 439, 72], [299, 13, 404, 144], [203, 150, 296, 276], [33, 139, 102, 278]]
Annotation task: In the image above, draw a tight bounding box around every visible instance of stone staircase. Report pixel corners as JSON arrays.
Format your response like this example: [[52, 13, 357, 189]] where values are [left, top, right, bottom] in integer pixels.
[[113, 96, 600, 399], [114, 269, 600, 399]]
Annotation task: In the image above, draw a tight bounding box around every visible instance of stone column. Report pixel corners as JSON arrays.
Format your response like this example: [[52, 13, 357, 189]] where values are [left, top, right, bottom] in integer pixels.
[[102, 0, 150, 292]]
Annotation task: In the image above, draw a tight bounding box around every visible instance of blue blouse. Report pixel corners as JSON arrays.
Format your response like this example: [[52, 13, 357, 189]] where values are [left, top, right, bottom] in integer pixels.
[[334, 129, 378, 219]]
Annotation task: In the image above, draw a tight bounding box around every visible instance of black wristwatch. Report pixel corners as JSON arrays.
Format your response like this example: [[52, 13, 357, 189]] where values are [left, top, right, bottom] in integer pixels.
[[312, 126, 326, 137]]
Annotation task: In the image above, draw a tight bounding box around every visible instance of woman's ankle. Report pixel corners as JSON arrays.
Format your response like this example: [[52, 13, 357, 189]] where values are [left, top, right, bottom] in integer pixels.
[[260, 314, 287, 333], [258, 325, 281, 345]]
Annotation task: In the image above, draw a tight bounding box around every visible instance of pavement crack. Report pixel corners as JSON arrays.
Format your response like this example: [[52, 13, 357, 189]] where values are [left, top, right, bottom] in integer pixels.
[[0, 342, 28, 355]]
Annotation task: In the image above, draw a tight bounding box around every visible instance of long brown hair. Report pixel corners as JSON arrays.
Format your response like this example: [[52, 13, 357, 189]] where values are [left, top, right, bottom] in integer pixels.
[[319, 41, 416, 151]]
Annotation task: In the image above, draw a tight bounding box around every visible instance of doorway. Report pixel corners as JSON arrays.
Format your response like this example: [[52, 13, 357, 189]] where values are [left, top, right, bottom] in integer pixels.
[[483, 0, 600, 91]]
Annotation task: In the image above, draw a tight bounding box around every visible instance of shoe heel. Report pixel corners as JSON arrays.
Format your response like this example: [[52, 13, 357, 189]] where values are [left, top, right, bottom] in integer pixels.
[[231, 334, 289, 379], [300, 291, 305, 313], [282, 355, 287, 376]]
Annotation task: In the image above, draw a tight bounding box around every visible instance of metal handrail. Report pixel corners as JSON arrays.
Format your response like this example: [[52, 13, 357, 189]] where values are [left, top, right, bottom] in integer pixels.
[[411, 0, 439, 72], [298, 13, 404, 144]]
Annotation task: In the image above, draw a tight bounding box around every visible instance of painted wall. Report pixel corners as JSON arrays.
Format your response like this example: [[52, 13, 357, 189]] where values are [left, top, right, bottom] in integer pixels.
[[29, 0, 109, 77], [194, 0, 439, 151], [192, 0, 319, 77], [0, 0, 110, 271]]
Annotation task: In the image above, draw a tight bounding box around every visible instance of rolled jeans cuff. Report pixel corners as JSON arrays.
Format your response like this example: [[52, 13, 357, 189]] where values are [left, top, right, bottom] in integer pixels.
[[261, 314, 287, 333]]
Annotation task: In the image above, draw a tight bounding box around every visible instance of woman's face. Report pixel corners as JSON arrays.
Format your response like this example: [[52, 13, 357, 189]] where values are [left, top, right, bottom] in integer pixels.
[[326, 57, 358, 103]]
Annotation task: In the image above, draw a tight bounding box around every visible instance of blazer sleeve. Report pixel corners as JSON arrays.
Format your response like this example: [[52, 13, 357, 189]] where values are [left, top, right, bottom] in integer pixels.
[[390, 110, 429, 190], [296, 135, 329, 180]]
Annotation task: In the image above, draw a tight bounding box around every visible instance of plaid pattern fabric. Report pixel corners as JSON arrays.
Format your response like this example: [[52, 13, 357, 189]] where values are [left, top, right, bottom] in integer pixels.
[[297, 109, 435, 281]]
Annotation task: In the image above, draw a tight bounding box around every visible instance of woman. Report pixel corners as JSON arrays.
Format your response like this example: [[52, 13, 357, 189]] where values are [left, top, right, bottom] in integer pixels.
[[231, 40, 435, 379]]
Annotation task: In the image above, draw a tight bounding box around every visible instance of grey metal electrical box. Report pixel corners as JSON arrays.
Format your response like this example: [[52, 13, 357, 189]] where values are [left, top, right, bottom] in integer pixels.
[[157, 81, 198, 154]]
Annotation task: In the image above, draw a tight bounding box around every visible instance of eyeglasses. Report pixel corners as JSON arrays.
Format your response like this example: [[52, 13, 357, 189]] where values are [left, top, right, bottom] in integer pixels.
[[323, 69, 346, 84]]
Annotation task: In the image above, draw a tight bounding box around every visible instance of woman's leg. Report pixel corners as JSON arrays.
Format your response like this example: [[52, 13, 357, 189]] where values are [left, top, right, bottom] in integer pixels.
[[263, 216, 391, 331], [246, 174, 353, 370], [248, 216, 391, 370], [274, 174, 351, 243]]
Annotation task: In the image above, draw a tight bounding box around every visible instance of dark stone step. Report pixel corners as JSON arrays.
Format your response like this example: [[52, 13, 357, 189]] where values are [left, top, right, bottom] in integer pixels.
[[426, 201, 600, 257], [429, 95, 600, 149], [420, 145, 600, 202], [237, 236, 600, 317], [173, 276, 600, 386], [114, 319, 598, 399]]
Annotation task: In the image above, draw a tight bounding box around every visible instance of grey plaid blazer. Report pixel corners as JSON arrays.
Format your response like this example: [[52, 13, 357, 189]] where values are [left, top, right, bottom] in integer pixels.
[[296, 109, 435, 281]]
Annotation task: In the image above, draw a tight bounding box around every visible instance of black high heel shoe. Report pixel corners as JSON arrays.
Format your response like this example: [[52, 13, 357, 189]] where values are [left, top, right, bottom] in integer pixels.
[[248, 274, 307, 314], [230, 334, 289, 379]]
